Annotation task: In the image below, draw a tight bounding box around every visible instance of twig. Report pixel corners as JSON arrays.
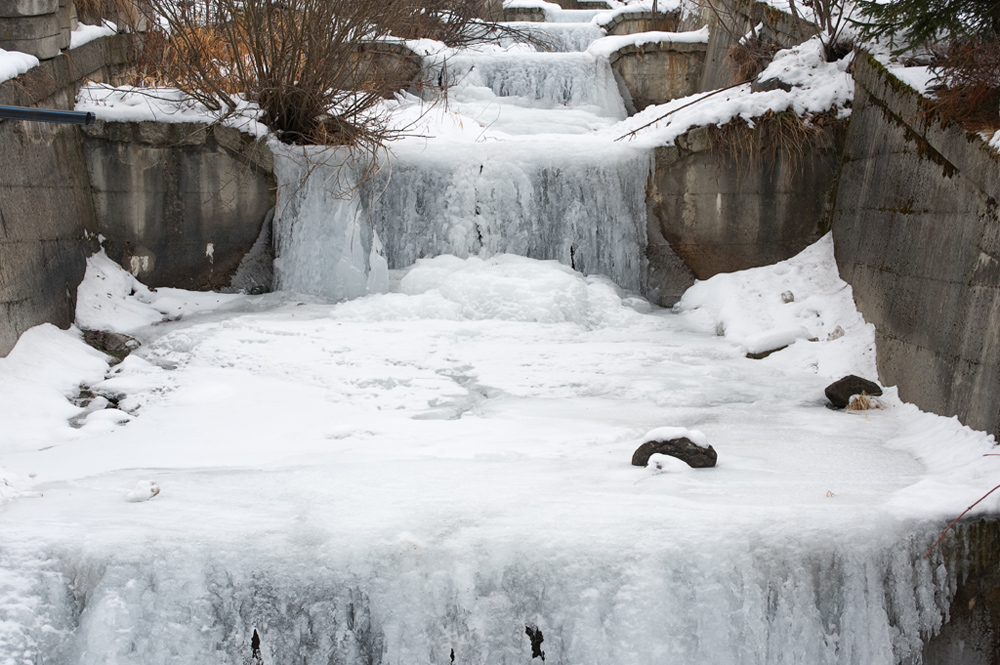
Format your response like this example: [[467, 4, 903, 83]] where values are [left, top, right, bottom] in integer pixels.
[[923, 483, 1000, 559], [614, 80, 749, 142]]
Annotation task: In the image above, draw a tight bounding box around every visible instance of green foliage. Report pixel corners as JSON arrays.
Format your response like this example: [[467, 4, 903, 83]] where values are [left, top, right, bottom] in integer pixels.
[[854, 0, 1000, 48]]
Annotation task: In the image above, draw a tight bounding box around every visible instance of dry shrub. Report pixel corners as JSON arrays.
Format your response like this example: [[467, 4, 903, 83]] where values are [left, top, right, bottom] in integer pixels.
[[927, 39, 1000, 132], [707, 109, 840, 173], [134, 0, 430, 148], [130, 0, 531, 148], [726, 36, 780, 83], [76, 0, 143, 26]]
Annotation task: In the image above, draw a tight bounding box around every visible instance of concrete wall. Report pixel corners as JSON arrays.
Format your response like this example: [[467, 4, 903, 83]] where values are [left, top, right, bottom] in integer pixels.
[[610, 40, 707, 113], [82, 121, 276, 290], [602, 11, 682, 36], [646, 118, 846, 305], [831, 54, 1000, 437], [0, 34, 129, 356], [502, 7, 545, 22], [0, 30, 276, 356], [699, 0, 817, 91]]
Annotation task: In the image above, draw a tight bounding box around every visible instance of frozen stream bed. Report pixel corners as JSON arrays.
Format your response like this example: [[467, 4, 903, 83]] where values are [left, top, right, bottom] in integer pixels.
[[1, 238, 998, 664]]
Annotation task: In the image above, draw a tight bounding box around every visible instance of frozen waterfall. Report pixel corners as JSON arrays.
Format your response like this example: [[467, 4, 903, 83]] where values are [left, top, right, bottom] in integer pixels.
[[273, 12, 647, 301], [5, 6, 999, 665]]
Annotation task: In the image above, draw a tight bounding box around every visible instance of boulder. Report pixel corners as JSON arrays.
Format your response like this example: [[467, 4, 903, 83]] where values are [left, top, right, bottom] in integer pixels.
[[82, 330, 140, 363], [632, 436, 717, 468], [824, 375, 882, 409]]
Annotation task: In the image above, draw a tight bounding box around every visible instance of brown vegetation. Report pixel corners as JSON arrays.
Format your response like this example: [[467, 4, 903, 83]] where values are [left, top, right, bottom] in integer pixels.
[[124, 0, 514, 148], [926, 39, 1000, 133], [707, 109, 842, 173]]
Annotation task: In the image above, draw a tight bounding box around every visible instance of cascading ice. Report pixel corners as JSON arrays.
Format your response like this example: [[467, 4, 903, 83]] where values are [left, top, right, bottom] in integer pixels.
[[362, 141, 650, 293]]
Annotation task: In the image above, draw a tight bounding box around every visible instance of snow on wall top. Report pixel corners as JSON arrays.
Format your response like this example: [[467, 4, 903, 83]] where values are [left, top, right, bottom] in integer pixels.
[[0, 48, 39, 86], [69, 20, 117, 50], [617, 36, 854, 148], [586, 26, 709, 58], [76, 83, 270, 136]]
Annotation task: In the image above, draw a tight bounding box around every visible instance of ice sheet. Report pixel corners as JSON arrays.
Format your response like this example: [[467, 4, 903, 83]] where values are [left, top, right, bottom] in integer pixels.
[[1, 240, 998, 663]]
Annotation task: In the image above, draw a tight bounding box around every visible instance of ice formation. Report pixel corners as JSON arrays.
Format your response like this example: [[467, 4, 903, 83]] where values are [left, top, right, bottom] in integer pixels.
[[2, 238, 998, 664], [0, 4, 991, 664]]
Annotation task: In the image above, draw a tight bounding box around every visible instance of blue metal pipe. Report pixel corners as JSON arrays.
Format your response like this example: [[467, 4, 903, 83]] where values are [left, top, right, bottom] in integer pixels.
[[0, 105, 96, 126]]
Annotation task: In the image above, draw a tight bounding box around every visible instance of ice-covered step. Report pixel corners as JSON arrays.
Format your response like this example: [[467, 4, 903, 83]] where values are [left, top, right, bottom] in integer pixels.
[[361, 139, 651, 293], [438, 52, 627, 117], [546, 8, 606, 22], [499, 20, 606, 52]]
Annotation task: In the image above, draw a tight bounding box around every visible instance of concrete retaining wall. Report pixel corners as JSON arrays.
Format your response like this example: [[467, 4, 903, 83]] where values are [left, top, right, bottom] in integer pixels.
[[610, 40, 707, 113], [82, 120, 276, 291], [502, 7, 546, 22], [831, 54, 1000, 437], [602, 11, 682, 36], [646, 118, 846, 305], [0, 30, 276, 356], [699, 0, 817, 91], [0, 34, 129, 356]]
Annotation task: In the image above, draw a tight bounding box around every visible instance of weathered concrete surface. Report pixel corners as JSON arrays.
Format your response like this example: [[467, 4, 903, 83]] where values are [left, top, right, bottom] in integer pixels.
[[831, 54, 1000, 437], [923, 519, 1000, 664], [610, 40, 706, 113], [82, 121, 276, 291], [646, 119, 846, 305], [699, 0, 817, 91], [601, 11, 682, 36], [502, 6, 545, 22], [0, 34, 130, 357], [0, 11, 62, 59], [0, 0, 59, 18], [0, 118, 96, 356], [353, 42, 423, 98]]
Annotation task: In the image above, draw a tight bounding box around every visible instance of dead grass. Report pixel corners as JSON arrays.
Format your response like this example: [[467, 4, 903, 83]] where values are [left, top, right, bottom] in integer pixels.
[[707, 109, 841, 174], [726, 36, 780, 84], [125, 0, 535, 149], [846, 391, 884, 412], [925, 39, 1000, 134]]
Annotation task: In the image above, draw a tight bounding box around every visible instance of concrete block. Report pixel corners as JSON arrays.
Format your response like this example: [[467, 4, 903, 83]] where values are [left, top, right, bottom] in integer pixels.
[[0, 0, 59, 18], [611, 41, 707, 113], [0, 14, 62, 59]]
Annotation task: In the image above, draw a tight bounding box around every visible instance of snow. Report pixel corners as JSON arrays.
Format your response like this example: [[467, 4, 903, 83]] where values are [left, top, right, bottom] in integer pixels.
[[69, 20, 117, 49], [5, 6, 999, 662], [75, 83, 270, 136], [593, 0, 685, 27], [645, 452, 694, 472], [0, 48, 38, 85], [76, 250, 244, 333], [641, 426, 710, 448], [586, 26, 710, 58], [617, 36, 854, 146], [1, 236, 999, 662]]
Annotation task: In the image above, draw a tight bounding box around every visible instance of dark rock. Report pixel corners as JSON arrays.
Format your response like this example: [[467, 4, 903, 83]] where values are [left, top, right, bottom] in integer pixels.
[[525, 625, 544, 661], [82, 330, 140, 363], [746, 345, 788, 360], [752, 77, 794, 93], [824, 375, 882, 409], [632, 437, 717, 468]]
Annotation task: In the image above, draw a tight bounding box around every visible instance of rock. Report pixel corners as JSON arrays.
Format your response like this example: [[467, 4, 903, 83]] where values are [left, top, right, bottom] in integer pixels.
[[824, 375, 882, 409], [744, 326, 812, 359], [752, 77, 794, 93], [632, 436, 717, 468], [827, 325, 845, 341], [82, 330, 140, 363], [781, 290, 794, 303]]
